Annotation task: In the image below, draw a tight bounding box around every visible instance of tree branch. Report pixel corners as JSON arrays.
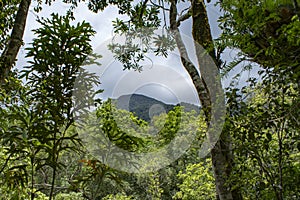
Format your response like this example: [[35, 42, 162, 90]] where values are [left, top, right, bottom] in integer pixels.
[[177, 8, 192, 27], [149, 0, 170, 11]]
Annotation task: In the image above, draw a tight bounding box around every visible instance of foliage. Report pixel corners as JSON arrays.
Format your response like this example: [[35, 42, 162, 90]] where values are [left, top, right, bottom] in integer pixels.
[[117, 107, 207, 200], [225, 82, 300, 200], [76, 98, 206, 199], [102, 193, 134, 200], [1, 0, 300, 199], [55, 192, 84, 200], [0, 12, 99, 199], [38, 0, 134, 16], [219, 1, 300, 198], [0, 75, 48, 200], [219, 0, 300, 83], [173, 158, 216, 200]]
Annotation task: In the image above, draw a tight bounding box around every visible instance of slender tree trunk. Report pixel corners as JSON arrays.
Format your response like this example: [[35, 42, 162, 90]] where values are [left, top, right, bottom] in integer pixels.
[[191, 1, 240, 199], [0, 0, 31, 84]]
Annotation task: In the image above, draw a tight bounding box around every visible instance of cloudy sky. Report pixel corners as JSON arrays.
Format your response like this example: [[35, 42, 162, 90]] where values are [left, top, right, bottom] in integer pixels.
[[16, 0, 253, 106]]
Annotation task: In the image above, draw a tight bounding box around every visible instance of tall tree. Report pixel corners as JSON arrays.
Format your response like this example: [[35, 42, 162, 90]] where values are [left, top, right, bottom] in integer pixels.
[[169, 1, 234, 199]]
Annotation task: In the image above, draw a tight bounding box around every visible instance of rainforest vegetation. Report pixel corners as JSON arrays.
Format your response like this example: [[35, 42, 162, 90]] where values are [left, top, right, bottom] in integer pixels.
[[0, 0, 299, 199]]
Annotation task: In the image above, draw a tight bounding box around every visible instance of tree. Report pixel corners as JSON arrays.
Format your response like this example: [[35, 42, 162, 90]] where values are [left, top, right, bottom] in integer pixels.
[[21, 13, 98, 199], [0, 13, 99, 199]]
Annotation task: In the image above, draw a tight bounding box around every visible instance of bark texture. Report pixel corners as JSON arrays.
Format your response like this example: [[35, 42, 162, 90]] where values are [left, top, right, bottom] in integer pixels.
[[0, 0, 31, 84], [191, 1, 237, 200], [170, 0, 240, 199], [169, 0, 211, 121]]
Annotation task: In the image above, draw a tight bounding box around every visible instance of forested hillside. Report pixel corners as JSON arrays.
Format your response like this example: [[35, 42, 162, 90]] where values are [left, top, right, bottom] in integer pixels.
[[114, 94, 200, 122], [0, 0, 299, 200]]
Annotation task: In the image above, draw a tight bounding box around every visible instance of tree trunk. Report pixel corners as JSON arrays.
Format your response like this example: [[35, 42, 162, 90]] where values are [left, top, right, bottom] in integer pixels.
[[191, 1, 238, 199], [170, 0, 240, 199], [0, 0, 31, 84], [169, 0, 211, 121]]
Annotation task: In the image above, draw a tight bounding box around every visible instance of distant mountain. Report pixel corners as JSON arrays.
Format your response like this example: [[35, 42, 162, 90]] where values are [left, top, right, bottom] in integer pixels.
[[178, 102, 201, 113], [112, 94, 200, 122]]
